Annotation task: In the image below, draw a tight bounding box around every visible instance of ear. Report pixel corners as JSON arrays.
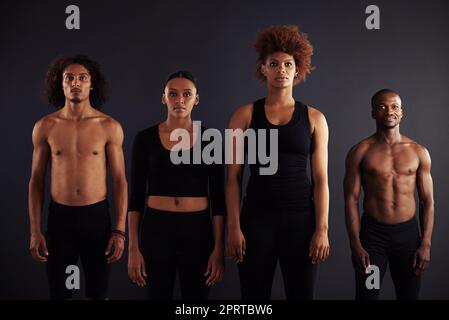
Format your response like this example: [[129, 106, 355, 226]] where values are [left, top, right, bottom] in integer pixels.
[[161, 93, 166, 105], [194, 94, 200, 106], [260, 64, 266, 77]]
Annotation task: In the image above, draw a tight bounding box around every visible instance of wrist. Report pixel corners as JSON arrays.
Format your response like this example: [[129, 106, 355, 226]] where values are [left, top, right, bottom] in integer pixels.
[[315, 225, 328, 233]]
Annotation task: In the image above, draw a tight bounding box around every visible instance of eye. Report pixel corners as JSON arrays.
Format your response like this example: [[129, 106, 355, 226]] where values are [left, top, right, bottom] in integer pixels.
[[269, 62, 277, 67], [285, 62, 293, 67], [79, 75, 86, 81], [183, 92, 192, 97], [65, 75, 74, 81], [168, 92, 177, 97]]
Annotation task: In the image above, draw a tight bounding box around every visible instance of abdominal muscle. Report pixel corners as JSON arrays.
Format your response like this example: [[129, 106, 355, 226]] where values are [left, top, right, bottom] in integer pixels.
[[147, 196, 209, 212]]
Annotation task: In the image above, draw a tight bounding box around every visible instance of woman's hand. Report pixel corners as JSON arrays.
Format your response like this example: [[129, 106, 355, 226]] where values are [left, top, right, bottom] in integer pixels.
[[128, 247, 147, 286], [205, 246, 225, 287], [309, 229, 330, 264], [226, 227, 246, 263]]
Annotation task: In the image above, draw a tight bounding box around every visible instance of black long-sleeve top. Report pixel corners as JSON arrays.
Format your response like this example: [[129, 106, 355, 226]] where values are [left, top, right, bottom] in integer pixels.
[[128, 124, 226, 216]]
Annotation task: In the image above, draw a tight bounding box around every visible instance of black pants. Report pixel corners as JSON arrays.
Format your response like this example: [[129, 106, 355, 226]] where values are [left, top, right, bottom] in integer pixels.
[[238, 209, 317, 300], [45, 199, 111, 300], [140, 207, 214, 300], [355, 214, 421, 300]]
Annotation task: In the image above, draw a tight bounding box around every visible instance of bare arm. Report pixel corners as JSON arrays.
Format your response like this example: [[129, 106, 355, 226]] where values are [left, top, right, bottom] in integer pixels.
[[343, 145, 364, 248], [105, 119, 127, 263], [344, 143, 370, 272], [308, 108, 330, 264], [106, 119, 128, 232], [225, 104, 251, 262], [205, 215, 225, 286], [28, 119, 51, 262], [413, 146, 434, 275]]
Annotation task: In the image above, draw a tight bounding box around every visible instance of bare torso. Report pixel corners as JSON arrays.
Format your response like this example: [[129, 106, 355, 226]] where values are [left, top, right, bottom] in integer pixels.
[[45, 110, 111, 205], [146, 123, 208, 212], [360, 135, 420, 224]]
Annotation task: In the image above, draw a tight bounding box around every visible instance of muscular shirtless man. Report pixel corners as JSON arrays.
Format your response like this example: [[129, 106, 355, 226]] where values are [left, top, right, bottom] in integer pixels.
[[344, 89, 434, 300], [28, 55, 128, 299]]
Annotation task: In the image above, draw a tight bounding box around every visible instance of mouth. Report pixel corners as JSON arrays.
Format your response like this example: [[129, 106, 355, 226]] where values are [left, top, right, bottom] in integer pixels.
[[173, 107, 186, 112], [71, 89, 81, 94], [275, 77, 288, 81]]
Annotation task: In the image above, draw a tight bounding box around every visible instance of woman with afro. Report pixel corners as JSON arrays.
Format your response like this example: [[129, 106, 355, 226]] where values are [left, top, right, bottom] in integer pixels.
[[226, 25, 330, 299]]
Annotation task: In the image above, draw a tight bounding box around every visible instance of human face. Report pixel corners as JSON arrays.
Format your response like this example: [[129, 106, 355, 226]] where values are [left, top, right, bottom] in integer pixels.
[[371, 92, 403, 129], [62, 64, 92, 104], [260, 52, 298, 88], [162, 77, 199, 119]]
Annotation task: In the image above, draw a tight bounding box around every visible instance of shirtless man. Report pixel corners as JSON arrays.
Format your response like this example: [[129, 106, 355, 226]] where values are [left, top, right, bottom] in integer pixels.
[[28, 55, 128, 299], [344, 89, 434, 300]]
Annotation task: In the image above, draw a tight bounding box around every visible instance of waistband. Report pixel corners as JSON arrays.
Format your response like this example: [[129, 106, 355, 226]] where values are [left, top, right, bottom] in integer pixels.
[[49, 198, 109, 210], [361, 214, 418, 229], [146, 206, 210, 217]]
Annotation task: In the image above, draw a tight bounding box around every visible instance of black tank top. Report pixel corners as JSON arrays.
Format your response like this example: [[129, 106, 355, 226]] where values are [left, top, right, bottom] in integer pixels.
[[243, 98, 313, 213]]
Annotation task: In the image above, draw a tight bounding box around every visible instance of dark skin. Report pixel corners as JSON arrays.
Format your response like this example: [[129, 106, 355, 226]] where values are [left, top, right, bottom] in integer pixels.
[[344, 92, 434, 276], [28, 64, 127, 264]]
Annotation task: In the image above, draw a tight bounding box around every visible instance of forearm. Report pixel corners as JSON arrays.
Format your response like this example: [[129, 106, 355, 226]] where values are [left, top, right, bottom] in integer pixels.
[[419, 200, 434, 247], [225, 178, 241, 230], [128, 211, 141, 250], [211, 215, 225, 250], [313, 180, 329, 232], [345, 200, 362, 248], [28, 179, 44, 234], [112, 178, 128, 232]]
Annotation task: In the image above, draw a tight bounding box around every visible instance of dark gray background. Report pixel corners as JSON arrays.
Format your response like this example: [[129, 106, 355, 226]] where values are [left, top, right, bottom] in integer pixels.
[[1, 0, 448, 299]]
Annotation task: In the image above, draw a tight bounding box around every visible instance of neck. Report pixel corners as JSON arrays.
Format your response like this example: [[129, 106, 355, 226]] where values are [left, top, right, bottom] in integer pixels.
[[61, 100, 93, 120], [265, 85, 295, 107], [375, 125, 402, 144], [164, 116, 193, 131]]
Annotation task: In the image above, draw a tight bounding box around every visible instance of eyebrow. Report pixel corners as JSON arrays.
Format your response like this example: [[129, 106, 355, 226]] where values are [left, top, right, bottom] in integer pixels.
[[268, 58, 294, 62], [63, 72, 90, 76], [168, 88, 193, 91]]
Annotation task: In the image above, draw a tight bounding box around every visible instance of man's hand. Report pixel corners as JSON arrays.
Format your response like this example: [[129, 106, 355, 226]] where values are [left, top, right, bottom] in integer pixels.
[[105, 233, 125, 263], [309, 229, 330, 264], [29, 232, 49, 262], [413, 244, 430, 276], [351, 243, 371, 274]]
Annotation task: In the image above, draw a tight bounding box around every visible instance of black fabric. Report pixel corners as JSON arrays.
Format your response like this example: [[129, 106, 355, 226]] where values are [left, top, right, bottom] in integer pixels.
[[238, 207, 317, 300], [45, 199, 111, 300], [129, 124, 226, 216], [140, 207, 214, 300], [243, 98, 313, 213], [355, 214, 421, 300]]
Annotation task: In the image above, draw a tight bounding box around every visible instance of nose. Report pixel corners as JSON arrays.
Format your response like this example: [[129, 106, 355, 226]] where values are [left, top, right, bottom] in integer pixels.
[[278, 64, 286, 73], [72, 76, 80, 87]]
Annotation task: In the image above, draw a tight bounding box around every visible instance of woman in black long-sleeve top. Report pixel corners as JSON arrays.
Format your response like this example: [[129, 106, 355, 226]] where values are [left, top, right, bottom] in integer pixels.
[[127, 71, 226, 300]]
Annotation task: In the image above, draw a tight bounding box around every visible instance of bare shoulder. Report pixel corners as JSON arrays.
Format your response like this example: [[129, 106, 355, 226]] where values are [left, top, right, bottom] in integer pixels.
[[229, 103, 253, 128], [401, 135, 430, 156], [347, 136, 375, 160], [307, 106, 326, 122], [32, 111, 60, 137]]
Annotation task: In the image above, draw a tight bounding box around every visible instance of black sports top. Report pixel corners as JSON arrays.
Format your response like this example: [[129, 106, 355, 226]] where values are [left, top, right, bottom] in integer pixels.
[[243, 98, 313, 212], [128, 124, 226, 216]]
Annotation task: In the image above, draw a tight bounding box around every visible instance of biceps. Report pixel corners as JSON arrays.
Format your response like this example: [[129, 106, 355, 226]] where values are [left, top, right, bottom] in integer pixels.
[[417, 170, 434, 201], [107, 144, 126, 178], [30, 145, 49, 179]]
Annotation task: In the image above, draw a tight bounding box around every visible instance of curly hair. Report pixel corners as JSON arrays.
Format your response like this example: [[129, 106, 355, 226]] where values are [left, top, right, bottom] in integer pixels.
[[254, 25, 314, 85], [44, 55, 108, 109]]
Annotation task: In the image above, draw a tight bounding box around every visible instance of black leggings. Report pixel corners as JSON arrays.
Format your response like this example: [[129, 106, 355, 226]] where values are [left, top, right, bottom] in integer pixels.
[[140, 207, 214, 300], [45, 200, 111, 300], [238, 209, 317, 300], [355, 214, 421, 300]]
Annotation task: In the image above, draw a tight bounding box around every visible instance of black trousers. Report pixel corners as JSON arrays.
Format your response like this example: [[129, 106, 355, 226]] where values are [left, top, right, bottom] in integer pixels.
[[45, 199, 111, 300], [238, 208, 317, 300], [140, 207, 214, 300], [355, 214, 421, 300]]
